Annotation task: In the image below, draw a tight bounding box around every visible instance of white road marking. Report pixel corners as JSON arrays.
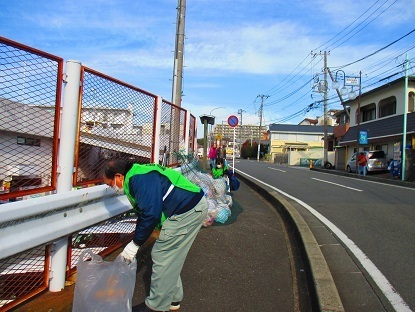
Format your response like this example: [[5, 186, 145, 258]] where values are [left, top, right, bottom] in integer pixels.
[[315, 171, 415, 190], [311, 178, 363, 192], [267, 167, 286, 173], [235, 168, 412, 312]]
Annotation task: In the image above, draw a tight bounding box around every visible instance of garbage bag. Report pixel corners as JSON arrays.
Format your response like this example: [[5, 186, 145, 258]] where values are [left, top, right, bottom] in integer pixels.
[[229, 174, 240, 191], [215, 206, 231, 223], [72, 250, 137, 312]]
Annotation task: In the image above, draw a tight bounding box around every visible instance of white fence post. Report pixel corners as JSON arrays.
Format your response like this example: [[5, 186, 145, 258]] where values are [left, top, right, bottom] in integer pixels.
[[49, 60, 82, 292], [194, 118, 198, 154], [184, 110, 191, 155], [153, 96, 162, 163]]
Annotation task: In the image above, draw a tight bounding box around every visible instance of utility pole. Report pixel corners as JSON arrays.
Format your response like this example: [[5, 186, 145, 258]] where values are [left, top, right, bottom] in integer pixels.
[[257, 95, 268, 161], [170, 0, 186, 164], [323, 51, 328, 168], [171, 0, 186, 107], [402, 53, 409, 181], [237, 108, 246, 146]]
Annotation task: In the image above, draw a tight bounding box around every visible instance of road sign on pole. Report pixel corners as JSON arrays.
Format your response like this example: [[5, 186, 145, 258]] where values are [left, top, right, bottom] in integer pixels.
[[227, 115, 239, 173], [228, 115, 239, 127]]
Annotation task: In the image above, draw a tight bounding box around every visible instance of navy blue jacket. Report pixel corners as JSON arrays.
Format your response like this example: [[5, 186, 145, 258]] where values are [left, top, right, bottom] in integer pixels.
[[128, 171, 204, 246]]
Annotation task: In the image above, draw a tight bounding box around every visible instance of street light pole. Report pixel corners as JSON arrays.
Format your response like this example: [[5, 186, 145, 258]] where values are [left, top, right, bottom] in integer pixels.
[[332, 69, 362, 173]]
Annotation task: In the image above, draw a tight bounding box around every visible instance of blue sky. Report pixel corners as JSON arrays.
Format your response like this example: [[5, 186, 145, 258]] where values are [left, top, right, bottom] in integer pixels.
[[1, 0, 414, 137]]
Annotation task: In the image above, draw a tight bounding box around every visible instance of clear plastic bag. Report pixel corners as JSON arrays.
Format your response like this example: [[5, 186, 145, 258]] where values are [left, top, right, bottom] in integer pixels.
[[72, 250, 137, 312]]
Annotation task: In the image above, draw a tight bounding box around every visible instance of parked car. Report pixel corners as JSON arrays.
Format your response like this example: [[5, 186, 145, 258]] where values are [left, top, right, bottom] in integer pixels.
[[346, 150, 388, 173]]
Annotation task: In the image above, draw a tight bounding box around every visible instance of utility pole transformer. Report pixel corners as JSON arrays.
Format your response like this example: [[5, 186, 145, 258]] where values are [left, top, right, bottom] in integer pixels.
[[172, 0, 186, 107]]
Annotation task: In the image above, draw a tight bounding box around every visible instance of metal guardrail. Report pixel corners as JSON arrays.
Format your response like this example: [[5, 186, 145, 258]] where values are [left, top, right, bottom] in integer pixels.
[[0, 186, 130, 259], [0, 186, 134, 311]]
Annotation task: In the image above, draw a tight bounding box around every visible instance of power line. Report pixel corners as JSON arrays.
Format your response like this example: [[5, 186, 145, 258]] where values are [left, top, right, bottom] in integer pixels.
[[334, 27, 415, 69], [327, 0, 398, 52], [314, 0, 384, 51]]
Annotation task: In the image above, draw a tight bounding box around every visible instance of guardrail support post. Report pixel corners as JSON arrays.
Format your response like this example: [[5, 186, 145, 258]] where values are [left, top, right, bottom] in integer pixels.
[[50, 60, 82, 292]]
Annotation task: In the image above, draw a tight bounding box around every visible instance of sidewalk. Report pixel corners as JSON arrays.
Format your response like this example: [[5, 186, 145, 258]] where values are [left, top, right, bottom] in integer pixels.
[[16, 177, 313, 312]]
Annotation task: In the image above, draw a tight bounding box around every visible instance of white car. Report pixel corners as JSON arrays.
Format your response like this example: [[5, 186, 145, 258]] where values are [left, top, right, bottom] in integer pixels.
[[346, 150, 388, 173]]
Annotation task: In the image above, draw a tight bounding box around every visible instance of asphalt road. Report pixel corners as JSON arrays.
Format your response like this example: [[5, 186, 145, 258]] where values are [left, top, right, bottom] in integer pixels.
[[234, 159, 415, 311]]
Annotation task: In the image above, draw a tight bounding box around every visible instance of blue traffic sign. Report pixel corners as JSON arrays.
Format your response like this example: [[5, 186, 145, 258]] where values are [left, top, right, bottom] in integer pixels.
[[228, 115, 239, 127]]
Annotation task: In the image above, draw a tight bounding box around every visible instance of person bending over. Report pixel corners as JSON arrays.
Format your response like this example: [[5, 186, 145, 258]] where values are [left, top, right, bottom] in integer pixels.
[[103, 160, 207, 312]]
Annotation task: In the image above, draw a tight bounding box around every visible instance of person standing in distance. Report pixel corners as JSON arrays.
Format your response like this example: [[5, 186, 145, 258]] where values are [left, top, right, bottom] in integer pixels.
[[208, 143, 217, 169], [102, 160, 207, 312], [357, 152, 367, 176]]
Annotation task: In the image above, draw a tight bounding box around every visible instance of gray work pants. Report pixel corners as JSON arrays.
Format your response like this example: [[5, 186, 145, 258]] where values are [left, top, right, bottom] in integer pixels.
[[145, 197, 207, 311]]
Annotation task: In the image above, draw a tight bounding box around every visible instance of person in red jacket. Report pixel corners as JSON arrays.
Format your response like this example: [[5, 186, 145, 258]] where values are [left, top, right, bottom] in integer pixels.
[[208, 143, 217, 169], [357, 152, 367, 176]]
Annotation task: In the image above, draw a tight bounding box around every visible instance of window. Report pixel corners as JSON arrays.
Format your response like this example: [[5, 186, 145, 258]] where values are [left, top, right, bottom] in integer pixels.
[[368, 151, 385, 159], [278, 133, 289, 140], [375, 144, 388, 155], [357, 103, 376, 123], [17, 137, 41, 146], [338, 114, 348, 125], [409, 92, 414, 112], [85, 121, 94, 130], [303, 134, 316, 141], [378, 96, 396, 118]]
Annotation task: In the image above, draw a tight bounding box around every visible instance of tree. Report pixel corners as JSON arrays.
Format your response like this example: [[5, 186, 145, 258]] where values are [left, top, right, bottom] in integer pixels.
[[241, 141, 269, 159]]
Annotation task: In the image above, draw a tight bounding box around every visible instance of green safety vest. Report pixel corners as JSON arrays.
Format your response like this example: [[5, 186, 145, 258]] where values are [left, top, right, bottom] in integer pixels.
[[124, 164, 201, 225]]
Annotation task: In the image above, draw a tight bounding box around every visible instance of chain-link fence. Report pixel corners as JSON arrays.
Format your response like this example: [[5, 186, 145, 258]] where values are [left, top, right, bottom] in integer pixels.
[[75, 67, 158, 186], [0, 211, 137, 311], [67, 212, 138, 275], [188, 114, 196, 155], [159, 99, 187, 167], [0, 36, 63, 202], [0, 35, 198, 311], [0, 245, 50, 310]]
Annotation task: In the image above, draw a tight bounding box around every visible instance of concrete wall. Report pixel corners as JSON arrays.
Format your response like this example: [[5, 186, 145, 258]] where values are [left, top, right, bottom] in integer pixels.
[[288, 150, 335, 166]]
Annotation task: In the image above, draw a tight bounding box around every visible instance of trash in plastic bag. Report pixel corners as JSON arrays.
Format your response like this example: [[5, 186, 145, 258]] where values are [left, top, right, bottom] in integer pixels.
[[229, 174, 240, 191], [215, 206, 231, 224], [179, 155, 233, 226], [72, 250, 137, 312]]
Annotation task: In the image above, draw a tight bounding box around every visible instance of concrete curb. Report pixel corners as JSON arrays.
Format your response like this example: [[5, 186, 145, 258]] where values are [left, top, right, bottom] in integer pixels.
[[236, 171, 345, 312]]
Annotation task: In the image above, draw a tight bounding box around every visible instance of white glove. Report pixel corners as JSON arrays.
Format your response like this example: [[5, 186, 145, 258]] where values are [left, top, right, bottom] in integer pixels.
[[120, 240, 139, 263]]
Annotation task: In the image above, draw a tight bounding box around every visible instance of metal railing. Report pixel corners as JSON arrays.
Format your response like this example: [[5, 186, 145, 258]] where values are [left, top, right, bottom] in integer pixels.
[[0, 36, 63, 202], [0, 35, 198, 311]]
